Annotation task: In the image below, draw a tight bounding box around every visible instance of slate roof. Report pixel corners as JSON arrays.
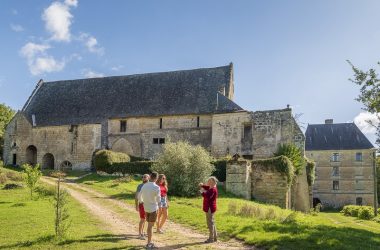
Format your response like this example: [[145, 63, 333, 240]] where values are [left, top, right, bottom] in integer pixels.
[[22, 64, 243, 126], [305, 123, 374, 151]]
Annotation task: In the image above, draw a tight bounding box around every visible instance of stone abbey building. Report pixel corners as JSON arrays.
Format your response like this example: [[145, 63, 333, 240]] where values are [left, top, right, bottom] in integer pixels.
[[3, 64, 304, 172]]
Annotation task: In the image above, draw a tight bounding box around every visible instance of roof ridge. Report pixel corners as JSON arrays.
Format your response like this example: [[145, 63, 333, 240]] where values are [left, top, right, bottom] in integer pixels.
[[43, 64, 232, 84]]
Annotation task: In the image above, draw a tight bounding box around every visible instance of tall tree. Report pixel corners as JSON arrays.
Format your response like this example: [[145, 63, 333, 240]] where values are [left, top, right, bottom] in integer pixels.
[[0, 103, 15, 159], [348, 61, 380, 146]]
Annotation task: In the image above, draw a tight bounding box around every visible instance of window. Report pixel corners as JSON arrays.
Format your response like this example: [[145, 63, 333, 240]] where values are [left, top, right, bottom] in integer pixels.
[[243, 124, 252, 140], [197, 116, 200, 128], [355, 152, 362, 162], [356, 197, 363, 206], [333, 181, 339, 190], [12, 142, 17, 147], [153, 138, 165, 144], [331, 153, 340, 162], [332, 166, 339, 176], [159, 118, 163, 129], [120, 120, 126, 132]]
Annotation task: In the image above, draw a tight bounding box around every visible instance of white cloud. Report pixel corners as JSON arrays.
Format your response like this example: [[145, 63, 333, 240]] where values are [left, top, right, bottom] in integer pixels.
[[83, 69, 104, 78], [10, 23, 24, 32], [64, 0, 78, 7], [20, 42, 65, 75], [111, 65, 124, 71], [79, 33, 104, 55], [354, 112, 379, 134], [42, 2, 74, 42]]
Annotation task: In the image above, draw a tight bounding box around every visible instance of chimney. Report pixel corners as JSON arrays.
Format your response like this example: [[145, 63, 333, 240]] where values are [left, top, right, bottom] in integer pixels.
[[325, 119, 333, 124]]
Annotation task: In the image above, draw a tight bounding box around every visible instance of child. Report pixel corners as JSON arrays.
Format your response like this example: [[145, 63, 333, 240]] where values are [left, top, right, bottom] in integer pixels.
[[199, 176, 218, 243]]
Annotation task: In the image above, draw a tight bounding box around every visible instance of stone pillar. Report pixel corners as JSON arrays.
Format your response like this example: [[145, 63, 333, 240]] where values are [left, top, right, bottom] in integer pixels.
[[226, 160, 252, 199]]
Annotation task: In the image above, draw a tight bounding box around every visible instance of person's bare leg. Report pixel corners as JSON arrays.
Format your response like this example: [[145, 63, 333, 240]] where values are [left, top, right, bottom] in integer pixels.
[[159, 207, 168, 230], [156, 208, 162, 231], [139, 219, 145, 235], [147, 221, 154, 244]]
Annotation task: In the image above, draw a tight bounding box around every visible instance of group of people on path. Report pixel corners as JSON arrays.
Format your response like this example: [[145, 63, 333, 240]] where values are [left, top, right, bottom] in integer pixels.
[[135, 171, 218, 249]]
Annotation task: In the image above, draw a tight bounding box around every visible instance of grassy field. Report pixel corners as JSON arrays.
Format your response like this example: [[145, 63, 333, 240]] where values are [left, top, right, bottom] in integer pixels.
[[0, 167, 130, 249], [76, 173, 380, 250]]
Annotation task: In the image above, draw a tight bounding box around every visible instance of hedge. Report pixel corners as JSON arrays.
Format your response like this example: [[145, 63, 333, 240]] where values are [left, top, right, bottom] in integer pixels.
[[94, 150, 130, 170], [111, 161, 154, 175], [341, 205, 376, 220]]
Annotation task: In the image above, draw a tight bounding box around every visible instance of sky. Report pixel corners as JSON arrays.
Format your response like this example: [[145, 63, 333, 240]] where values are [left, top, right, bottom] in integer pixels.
[[0, 0, 379, 145]]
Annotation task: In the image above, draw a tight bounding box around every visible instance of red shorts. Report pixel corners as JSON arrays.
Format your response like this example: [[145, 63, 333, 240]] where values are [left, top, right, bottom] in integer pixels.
[[139, 203, 146, 219]]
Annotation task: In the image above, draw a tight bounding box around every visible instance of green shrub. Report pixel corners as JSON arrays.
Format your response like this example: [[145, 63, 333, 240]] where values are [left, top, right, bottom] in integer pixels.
[[0, 160, 3, 168], [153, 141, 215, 197], [94, 150, 130, 172], [112, 161, 153, 175], [129, 155, 147, 162], [341, 205, 361, 217], [212, 159, 227, 182], [274, 143, 305, 175], [358, 207, 375, 220], [22, 163, 42, 199], [3, 182, 23, 190]]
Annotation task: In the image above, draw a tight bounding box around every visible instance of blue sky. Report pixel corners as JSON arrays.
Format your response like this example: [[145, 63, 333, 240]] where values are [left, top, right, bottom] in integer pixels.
[[0, 0, 379, 144]]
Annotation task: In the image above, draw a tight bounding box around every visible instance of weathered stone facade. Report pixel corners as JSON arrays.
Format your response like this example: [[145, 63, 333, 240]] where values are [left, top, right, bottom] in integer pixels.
[[306, 149, 376, 208], [226, 160, 290, 209]]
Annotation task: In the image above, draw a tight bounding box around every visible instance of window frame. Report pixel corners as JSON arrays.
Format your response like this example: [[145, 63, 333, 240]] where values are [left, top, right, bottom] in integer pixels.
[[331, 153, 340, 162], [355, 152, 363, 162], [333, 180, 339, 190], [120, 120, 127, 133]]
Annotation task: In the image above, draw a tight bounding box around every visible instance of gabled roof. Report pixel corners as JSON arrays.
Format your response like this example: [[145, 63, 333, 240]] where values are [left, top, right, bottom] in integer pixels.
[[22, 64, 243, 126], [305, 123, 374, 151]]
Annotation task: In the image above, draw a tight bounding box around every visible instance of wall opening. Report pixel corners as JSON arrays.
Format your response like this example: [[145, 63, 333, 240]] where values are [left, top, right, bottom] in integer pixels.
[[313, 198, 322, 207], [42, 153, 55, 170], [12, 154, 17, 165], [356, 197, 363, 206], [26, 145, 37, 165], [60, 161, 72, 171]]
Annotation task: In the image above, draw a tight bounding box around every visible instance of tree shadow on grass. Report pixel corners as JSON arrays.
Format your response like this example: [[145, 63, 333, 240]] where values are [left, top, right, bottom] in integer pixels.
[[0, 233, 132, 249], [229, 221, 380, 250], [75, 174, 119, 184], [109, 192, 135, 201]]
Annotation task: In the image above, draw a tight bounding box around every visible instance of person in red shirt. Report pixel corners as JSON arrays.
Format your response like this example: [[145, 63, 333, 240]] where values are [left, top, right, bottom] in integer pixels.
[[199, 176, 218, 243], [156, 174, 169, 233]]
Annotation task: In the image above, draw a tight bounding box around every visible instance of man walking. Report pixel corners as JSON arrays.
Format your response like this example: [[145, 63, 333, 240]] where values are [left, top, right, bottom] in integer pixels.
[[139, 172, 161, 249], [135, 174, 150, 239]]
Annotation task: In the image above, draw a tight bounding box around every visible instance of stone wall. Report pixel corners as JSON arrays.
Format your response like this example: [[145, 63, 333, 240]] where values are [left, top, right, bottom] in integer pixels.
[[225, 160, 251, 199], [108, 114, 213, 159], [306, 149, 376, 207], [3, 113, 101, 170], [226, 160, 290, 209]]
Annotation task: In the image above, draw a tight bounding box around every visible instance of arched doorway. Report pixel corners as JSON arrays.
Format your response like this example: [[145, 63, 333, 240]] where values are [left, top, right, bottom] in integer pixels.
[[26, 145, 37, 165], [42, 153, 54, 170], [60, 161, 72, 171], [112, 138, 134, 155]]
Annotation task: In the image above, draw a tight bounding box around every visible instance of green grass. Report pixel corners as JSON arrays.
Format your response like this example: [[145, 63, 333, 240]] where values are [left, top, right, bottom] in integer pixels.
[[0, 168, 130, 249], [77, 173, 380, 250]]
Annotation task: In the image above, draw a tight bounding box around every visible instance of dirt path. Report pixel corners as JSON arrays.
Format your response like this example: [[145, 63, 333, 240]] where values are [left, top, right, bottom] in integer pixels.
[[41, 177, 254, 250]]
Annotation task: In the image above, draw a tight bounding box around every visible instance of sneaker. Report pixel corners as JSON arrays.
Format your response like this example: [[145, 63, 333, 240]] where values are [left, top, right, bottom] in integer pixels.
[[138, 234, 145, 240], [204, 238, 214, 243], [146, 243, 158, 249]]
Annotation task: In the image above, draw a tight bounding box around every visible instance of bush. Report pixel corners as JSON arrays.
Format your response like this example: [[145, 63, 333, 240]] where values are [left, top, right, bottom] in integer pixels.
[[6, 171, 23, 182], [305, 159, 316, 186], [3, 183, 23, 190], [94, 150, 130, 172], [358, 207, 375, 220], [341, 205, 361, 217], [153, 141, 215, 197], [22, 163, 42, 199], [112, 161, 153, 175], [274, 144, 305, 175], [212, 159, 227, 182]]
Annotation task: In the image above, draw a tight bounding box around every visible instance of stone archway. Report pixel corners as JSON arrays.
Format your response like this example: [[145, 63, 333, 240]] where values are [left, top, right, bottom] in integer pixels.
[[111, 138, 134, 155], [42, 153, 55, 170], [26, 145, 37, 165]]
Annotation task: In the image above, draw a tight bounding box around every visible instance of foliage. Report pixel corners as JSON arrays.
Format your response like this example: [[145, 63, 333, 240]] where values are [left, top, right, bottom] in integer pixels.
[[211, 159, 227, 182], [54, 173, 70, 239], [153, 141, 215, 197], [93, 149, 131, 170], [358, 206, 375, 220], [0, 160, 3, 168], [129, 155, 148, 162], [341, 205, 375, 220], [305, 159, 316, 186], [274, 143, 305, 175], [348, 61, 380, 146], [252, 155, 294, 185], [0, 103, 15, 160], [112, 161, 154, 175], [310, 203, 322, 216], [22, 163, 42, 199], [3, 182, 23, 190]]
